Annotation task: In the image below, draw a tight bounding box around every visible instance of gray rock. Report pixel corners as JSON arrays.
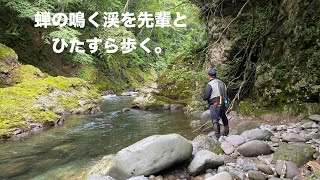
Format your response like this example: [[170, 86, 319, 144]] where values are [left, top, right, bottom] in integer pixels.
[[89, 134, 192, 179], [192, 134, 223, 155], [205, 172, 233, 180], [273, 142, 316, 167], [190, 120, 202, 128], [229, 170, 246, 180], [217, 166, 229, 173], [242, 162, 255, 172], [221, 141, 235, 155], [268, 178, 291, 180], [309, 114, 320, 122], [275, 160, 299, 179], [187, 150, 224, 175], [248, 170, 266, 180], [240, 128, 273, 141], [238, 140, 273, 157], [283, 133, 306, 142], [225, 135, 245, 147], [201, 110, 211, 123], [256, 164, 274, 175]]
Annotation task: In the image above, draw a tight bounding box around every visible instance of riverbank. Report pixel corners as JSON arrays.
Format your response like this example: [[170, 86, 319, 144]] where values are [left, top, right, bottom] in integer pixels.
[[0, 44, 101, 140], [84, 112, 320, 180]]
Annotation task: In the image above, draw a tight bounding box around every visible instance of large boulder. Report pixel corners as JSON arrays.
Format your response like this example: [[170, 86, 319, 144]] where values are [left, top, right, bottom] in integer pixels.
[[205, 172, 233, 180], [0, 43, 19, 87], [240, 128, 273, 141], [187, 150, 224, 175], [237, 140, 273, 157], [89, 134, 192, 179], [273, 143, 316, 167], [192, 134, 223, 155], [235, 121, 260, 134], [275, 160, 299, 179]]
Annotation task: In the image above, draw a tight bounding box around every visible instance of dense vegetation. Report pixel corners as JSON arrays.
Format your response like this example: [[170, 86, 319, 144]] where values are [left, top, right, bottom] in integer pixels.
[[0, 0, 206, 91]]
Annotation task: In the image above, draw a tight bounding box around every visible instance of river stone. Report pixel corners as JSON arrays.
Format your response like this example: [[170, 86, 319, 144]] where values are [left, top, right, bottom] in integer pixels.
[[187, 150, 224, 175], [238, 140, 273, 157], [0, 161, 32, 178], [248, 170, 266, 180], [242, 162, 255, 172], [225, 135, 245, 147], [230, 170, 246, 180], [309, 114, 320, 122], [221, 141, 235, 155], [273, 143, 316, 167], [205, 172, 233, 180], [86, 155, 116, 179], [275, 160, 299, 179], [96, 134, 192, 179], [235, 121, 260, 135], [201, 110, 211, 123], [217, 166, 229, 173], [268, 178, 291, 180], [256, 164, 274, 175], [240, 128, 273, 141], [192, 134, 223, 155], [282, 133, 306, 142]]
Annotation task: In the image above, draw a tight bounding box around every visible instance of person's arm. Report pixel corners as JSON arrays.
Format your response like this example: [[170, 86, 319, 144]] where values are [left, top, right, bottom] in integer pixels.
[[202, 84, 212, 100]]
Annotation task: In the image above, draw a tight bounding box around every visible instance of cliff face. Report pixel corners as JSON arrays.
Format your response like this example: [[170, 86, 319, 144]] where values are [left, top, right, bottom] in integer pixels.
[[191, 0, 319, 114]]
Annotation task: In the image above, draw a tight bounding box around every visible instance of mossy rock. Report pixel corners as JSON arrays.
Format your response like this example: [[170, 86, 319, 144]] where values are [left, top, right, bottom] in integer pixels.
[[273, 142, 316, 167], [0, 43, 19, 87]]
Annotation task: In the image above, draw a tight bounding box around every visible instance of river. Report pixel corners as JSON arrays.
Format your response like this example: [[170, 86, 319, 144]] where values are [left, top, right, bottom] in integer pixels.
[[0, 96, 197, 180]]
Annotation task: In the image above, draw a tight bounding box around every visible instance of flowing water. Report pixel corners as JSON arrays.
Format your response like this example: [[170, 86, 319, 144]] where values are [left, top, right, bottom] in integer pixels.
[[0, 96, 197, 180]]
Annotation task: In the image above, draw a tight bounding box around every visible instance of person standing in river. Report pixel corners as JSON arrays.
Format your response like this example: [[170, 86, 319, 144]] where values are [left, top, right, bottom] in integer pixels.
[[202, 69, 229, 139]]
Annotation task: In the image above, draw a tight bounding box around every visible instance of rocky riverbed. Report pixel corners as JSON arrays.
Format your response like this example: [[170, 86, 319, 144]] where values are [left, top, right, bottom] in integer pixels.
[[83, 112, 320, 180]]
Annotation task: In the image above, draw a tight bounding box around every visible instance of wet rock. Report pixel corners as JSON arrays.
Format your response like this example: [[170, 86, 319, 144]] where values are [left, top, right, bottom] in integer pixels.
[[309, 114, 320, 122], [275, 160, 299, 179], [238, 140, 273, 157], [240, 129, 273, 141], [187, 150, 224, 175], [205, 172, 233, 180], [248, 170, 266, 180], [225, 135, 245, 147], [282, 133, 306, 142], [273, 142, 316, 167], [221, 141, 235, 155], [0, 161, 32, 178], [256, 164, 274, 175], [235, 121, 260, 135], [192, 134, 223, 155]]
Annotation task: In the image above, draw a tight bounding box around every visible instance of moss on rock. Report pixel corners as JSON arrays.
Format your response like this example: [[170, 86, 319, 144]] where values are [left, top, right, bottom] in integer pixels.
[[273, 142, 316, 167]]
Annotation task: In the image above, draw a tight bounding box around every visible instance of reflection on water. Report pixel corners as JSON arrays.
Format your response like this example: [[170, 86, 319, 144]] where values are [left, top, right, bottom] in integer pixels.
[[0, 96, 196, 180]]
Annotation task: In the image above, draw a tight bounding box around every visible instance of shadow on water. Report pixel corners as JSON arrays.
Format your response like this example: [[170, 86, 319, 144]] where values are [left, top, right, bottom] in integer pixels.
[[0, 96, 197, 180]]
